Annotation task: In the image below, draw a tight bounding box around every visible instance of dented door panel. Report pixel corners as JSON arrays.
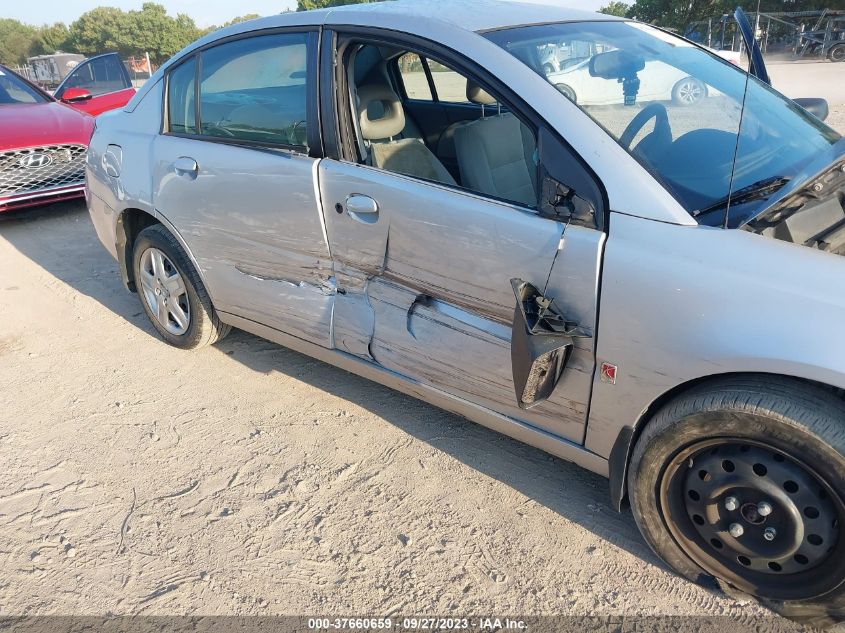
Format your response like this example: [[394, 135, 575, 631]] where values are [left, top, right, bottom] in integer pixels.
[[367, 278, 589, 441], [152, 135, 334, 346], [319, 159, 601, 442]]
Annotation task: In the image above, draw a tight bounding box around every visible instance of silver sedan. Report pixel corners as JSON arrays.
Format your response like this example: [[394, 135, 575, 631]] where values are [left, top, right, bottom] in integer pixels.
[[86, 0, 845, 624]]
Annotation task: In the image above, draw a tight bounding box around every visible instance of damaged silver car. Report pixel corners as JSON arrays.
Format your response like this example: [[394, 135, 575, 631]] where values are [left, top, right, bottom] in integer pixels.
[[86, 0, 845, 625]]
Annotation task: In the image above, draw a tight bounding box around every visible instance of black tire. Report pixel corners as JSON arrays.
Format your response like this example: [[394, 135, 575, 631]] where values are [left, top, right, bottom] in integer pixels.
[[555, 83, 577, 103], [132, 224, 230, 350], [543, 63, 556, 76], [829, 44, 845, 63], [672, 76, 706, 106], [628, 375, 845, 626]]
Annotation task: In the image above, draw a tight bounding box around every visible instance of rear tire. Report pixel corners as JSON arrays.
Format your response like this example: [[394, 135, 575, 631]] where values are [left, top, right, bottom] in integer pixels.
[[132, 224, 230, 350], [829, 44, 845, 63], [555, 83, 577, 103], [628, 376, 845, 626]]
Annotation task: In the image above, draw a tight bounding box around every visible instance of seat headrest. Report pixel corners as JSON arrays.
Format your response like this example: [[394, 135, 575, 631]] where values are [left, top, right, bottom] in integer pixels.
[[357, 84, 405, 140], [466, 80, 497, 106]]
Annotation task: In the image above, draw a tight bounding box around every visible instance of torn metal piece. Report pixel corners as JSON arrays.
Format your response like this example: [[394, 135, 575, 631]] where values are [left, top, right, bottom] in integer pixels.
[[406, 293, 433, 339]]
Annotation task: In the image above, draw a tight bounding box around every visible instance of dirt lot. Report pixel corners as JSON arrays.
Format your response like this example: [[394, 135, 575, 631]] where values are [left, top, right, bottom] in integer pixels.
[[0, 206, 797, 624], [1, 65, 843, 626]]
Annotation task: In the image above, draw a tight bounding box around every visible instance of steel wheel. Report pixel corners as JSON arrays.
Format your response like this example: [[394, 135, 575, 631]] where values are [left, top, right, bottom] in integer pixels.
[[673, 77, 705, 106], [660, 438, 845, 600], [830, 44, 845, 63], [138, 247, 191, 336]]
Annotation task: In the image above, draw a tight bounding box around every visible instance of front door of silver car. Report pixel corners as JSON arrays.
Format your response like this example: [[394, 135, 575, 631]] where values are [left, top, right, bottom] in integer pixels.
[[317, 35, 606, 443], [151, 30, 335, 347]]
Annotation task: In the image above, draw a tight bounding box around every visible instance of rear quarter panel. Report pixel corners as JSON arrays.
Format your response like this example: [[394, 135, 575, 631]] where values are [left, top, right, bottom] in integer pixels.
[[86, 80, 161, 258], [586, 212, 845, 458]]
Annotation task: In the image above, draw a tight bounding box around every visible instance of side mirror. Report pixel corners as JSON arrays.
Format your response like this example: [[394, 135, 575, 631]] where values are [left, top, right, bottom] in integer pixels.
[[60, 87, 93, 103], [510, 279, 591, 409], [793, 97, 829, 122]]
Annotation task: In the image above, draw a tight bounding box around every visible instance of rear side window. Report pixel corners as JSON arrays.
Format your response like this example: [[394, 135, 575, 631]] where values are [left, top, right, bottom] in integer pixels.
[[166, 33, 310, 148], [397, 53, 432, 100], [63, 55, 130, 96], [427, 59, 470, 103], [199, 33, 309, 146], [168, 57, 197, 135], [396, 55, 469, 104]]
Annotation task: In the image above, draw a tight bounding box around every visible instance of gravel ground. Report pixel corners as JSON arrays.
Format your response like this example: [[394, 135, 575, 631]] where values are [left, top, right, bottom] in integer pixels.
[[0, 205, 799, 626]]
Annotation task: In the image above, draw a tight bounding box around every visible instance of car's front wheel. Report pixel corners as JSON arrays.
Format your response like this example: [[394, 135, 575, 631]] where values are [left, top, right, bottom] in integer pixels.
[[133, 224, 230, 350], [629, 376, 845, 624], [672, 77, 706, 106]]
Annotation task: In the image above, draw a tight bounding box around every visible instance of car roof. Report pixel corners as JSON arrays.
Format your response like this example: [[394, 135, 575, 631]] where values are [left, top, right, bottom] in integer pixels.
[[320, 0, 617, 33], [211, 0, 616, 38]]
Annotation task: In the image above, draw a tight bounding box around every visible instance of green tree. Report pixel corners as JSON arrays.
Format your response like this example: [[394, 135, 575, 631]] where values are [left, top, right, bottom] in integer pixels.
[[30, 23, 71, 56], [67, 7, 128, 57], [120, 3, 202, 64], [224, 14, 261, 27], [297, 0, 382, 11], [67, 3, 202, 65], [0, 19, 37, 65], [625, 0, 842, 31], [599, 1, 631, 17]]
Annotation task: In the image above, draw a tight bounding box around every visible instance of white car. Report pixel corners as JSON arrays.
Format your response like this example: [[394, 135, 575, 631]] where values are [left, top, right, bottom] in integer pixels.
[[547, 43, 740, 107]]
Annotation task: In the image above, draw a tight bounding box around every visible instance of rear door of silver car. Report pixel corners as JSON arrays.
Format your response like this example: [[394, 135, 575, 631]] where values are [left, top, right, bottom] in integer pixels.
[[152, 30, 334, 347]]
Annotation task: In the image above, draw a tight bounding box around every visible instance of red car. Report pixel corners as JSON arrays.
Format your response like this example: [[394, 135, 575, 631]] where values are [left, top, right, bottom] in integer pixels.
[[53, 53, 137, 117], [0, 64, 94, 212]]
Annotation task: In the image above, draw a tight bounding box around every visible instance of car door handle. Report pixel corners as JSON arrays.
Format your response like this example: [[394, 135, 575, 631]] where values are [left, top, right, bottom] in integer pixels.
[[346, 195, 379, 224], [173, 157, 199, 177]]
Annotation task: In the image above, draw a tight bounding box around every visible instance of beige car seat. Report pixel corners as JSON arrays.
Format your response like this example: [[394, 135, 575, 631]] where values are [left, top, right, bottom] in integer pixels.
[[356, 84, 456, 186], [454, 80, 537, 206]]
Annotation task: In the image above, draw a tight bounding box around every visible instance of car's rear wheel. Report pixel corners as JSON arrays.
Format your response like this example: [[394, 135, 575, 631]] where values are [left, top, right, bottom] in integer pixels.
[[133, 224, 230, 349], [829, 44, 845, 63], [555, 83, 577, 103], [672, 77, 706, 106], [629, 376, 845, 624]]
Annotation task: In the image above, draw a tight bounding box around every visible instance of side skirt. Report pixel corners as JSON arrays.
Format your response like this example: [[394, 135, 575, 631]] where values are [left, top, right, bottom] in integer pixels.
[[219, 311, 609, 478]]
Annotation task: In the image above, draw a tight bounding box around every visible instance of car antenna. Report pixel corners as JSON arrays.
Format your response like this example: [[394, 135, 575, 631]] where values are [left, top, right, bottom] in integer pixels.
[[724, 0, 762, 230]]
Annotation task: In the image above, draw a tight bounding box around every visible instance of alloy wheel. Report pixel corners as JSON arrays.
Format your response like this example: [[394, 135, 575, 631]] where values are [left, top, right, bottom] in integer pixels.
[[660, 438, 845, 600], [139, 247, 191, 336], [676, 79, 704, 105]]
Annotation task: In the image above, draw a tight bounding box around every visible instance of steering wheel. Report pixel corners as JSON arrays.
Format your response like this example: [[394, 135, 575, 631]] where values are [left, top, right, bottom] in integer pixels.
[[619, 103, 672, 153]]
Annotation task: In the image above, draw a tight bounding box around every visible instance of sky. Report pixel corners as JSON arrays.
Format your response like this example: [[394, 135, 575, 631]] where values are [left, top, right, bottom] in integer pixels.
[[3, 0, 605, 29]]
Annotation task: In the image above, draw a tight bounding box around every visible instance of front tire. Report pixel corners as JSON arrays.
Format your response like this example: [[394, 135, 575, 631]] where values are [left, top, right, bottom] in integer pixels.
[[132, 224, 230, 350], [672, 77, 706, 106], [629, 376, 845, 624], [829, 44, 845, 63]]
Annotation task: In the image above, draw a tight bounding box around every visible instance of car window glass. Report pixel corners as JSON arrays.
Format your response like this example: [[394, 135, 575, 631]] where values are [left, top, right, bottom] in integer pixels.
[[63, 55, 128, 96], [486, 22, 840, 223], [0, 71, 45, 104], [198, 33, 309, 147], [397, 53, 432, 100], [168, 57, 197, 135], [427, 59, 470, 103], [350, 48, 538, 209]]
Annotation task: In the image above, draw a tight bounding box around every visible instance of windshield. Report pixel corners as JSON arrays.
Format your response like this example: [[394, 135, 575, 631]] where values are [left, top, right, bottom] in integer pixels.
[[485, 21, 842, 225], [0, 68, 48, 105]]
